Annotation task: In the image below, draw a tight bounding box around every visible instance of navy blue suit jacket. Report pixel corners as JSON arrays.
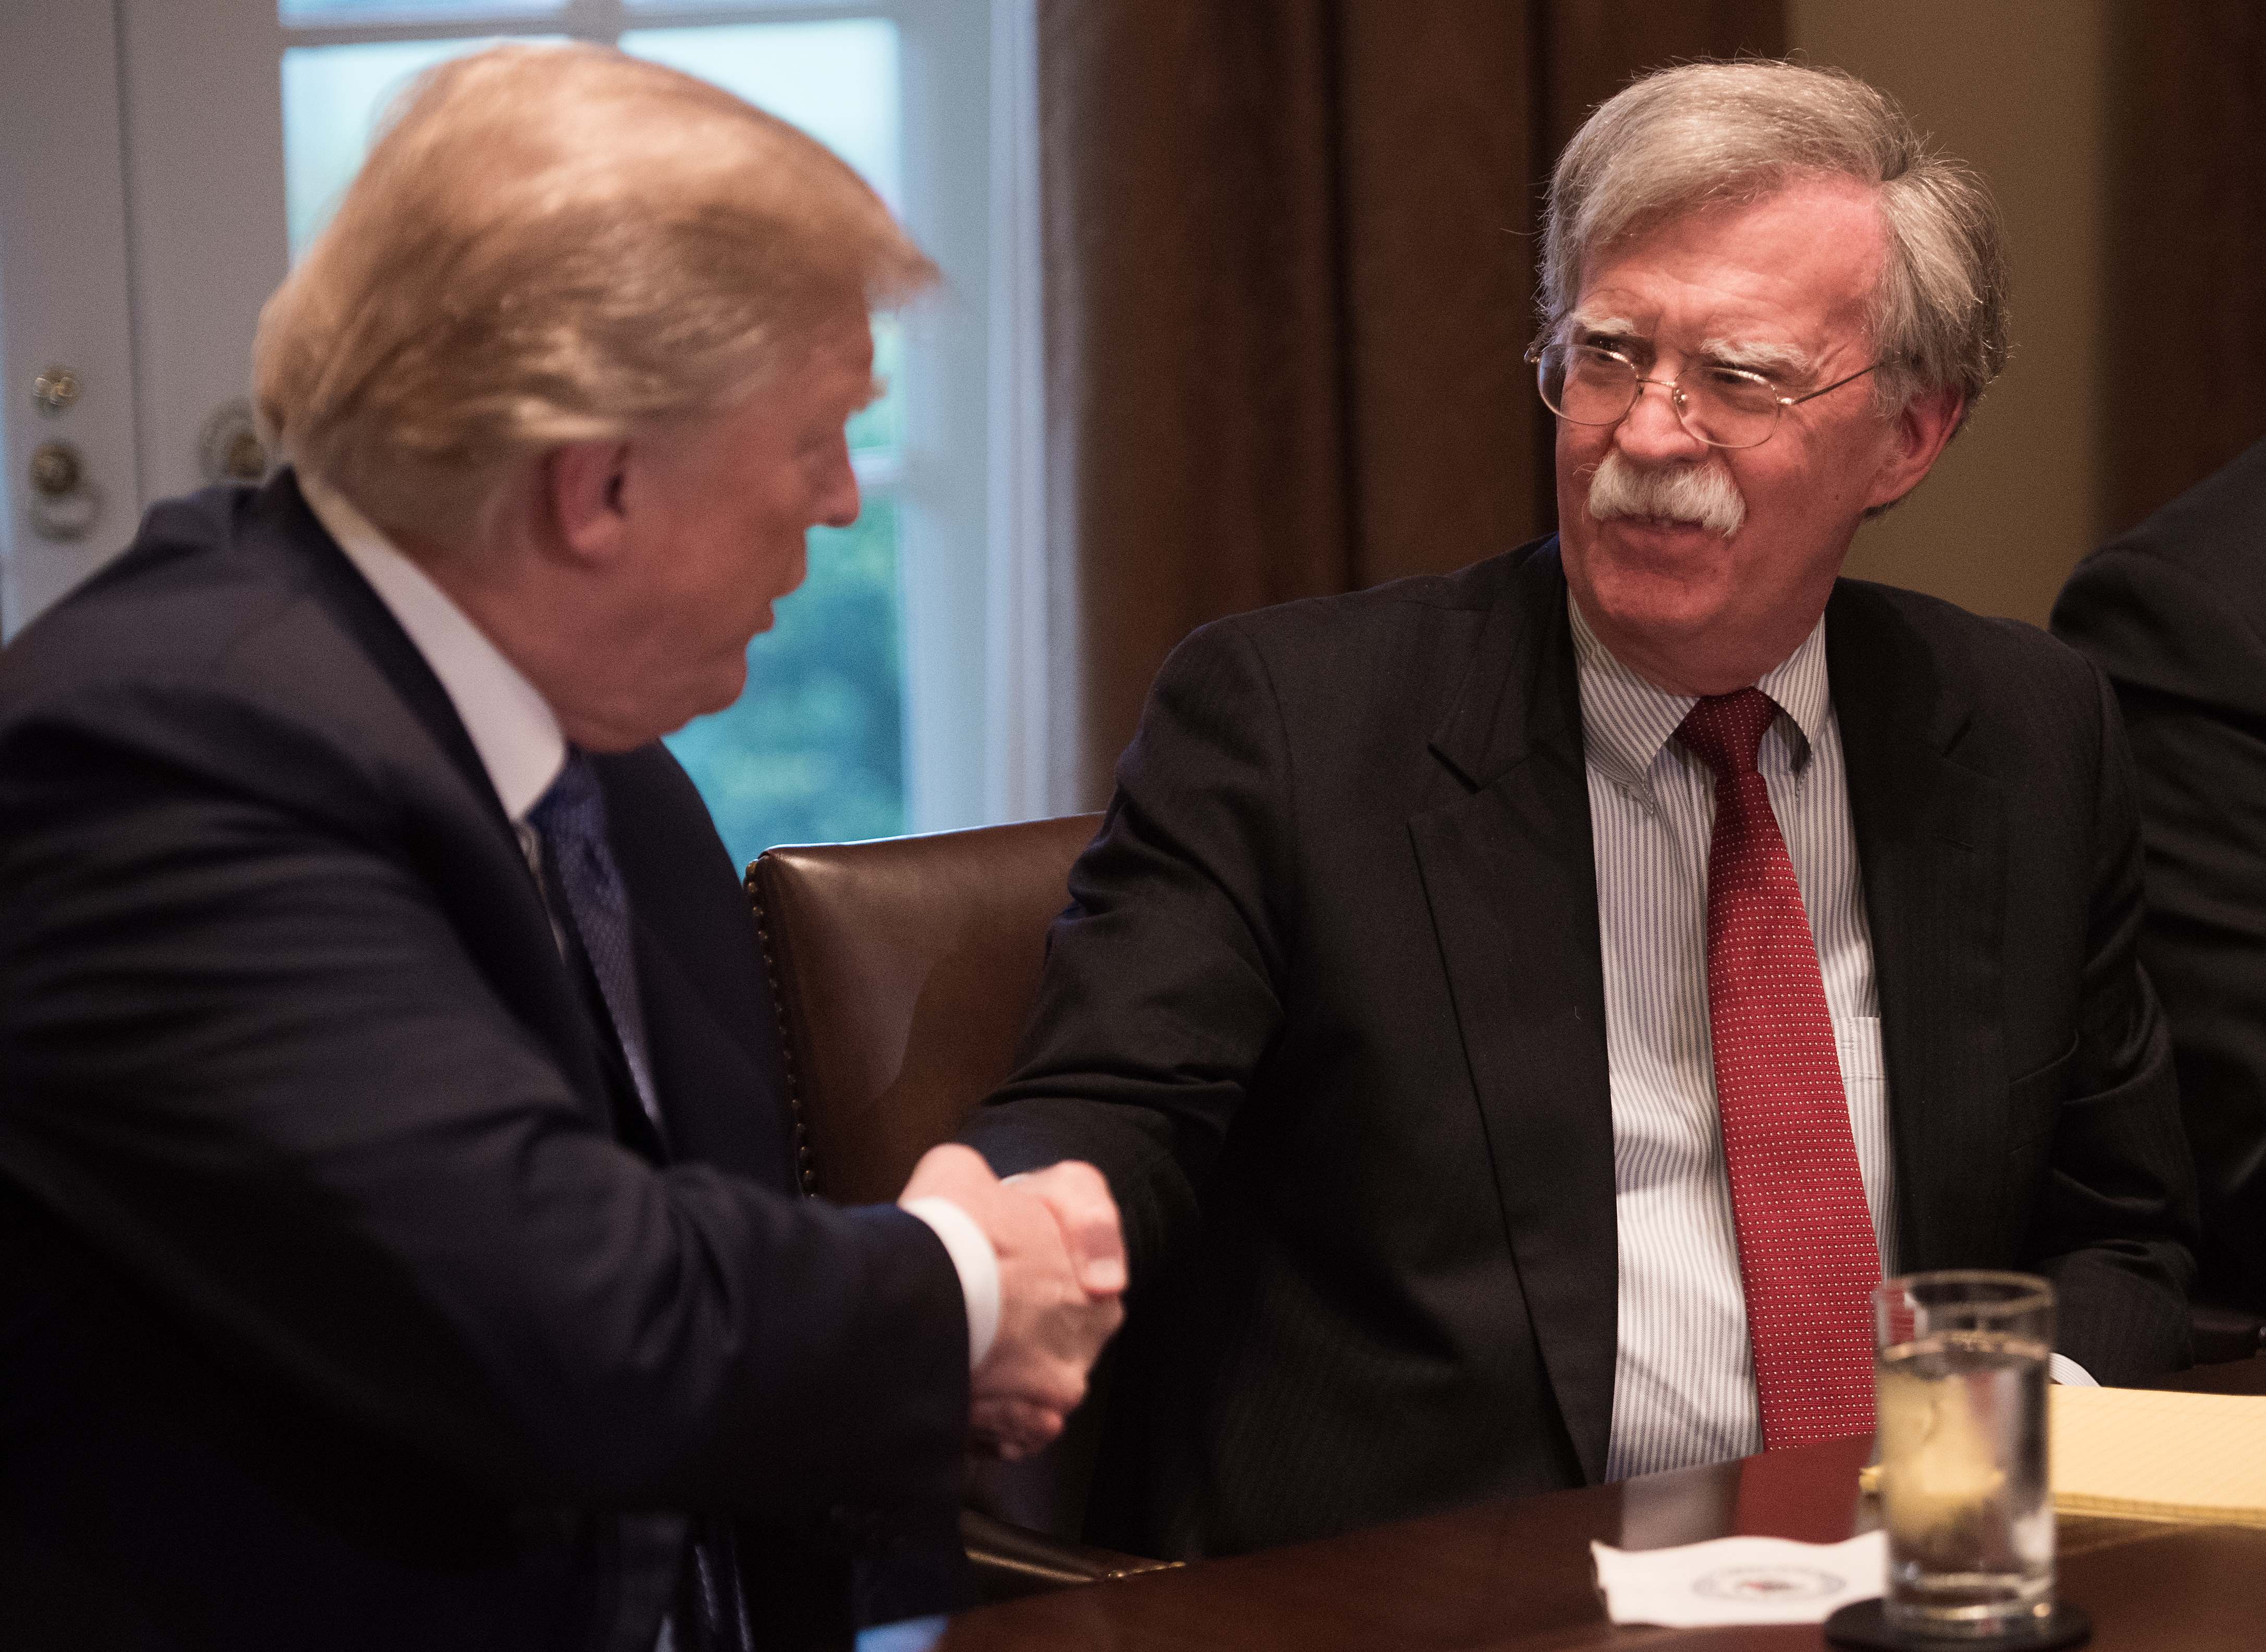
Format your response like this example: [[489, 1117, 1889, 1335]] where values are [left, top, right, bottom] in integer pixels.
[[0, 473, 968, 1648]]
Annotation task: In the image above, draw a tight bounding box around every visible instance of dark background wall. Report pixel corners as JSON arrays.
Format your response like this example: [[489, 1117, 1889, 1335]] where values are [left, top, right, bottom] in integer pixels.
[[1794, 0, 2114, 627], [1798, 0, 2266, 623]]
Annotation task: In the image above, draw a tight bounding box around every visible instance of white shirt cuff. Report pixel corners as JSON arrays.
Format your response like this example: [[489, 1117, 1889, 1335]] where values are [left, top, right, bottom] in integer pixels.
[[901, 1197, 1001, 1370], [2048, 1353, 2098, 1387]]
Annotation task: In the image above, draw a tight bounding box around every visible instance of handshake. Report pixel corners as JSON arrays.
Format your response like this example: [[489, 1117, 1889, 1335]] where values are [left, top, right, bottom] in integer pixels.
[[899, 1144, 1127, 1460]]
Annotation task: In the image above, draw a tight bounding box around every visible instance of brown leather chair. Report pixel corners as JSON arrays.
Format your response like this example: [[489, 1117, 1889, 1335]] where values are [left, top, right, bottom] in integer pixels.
[[746, 814, 1175, 1601]]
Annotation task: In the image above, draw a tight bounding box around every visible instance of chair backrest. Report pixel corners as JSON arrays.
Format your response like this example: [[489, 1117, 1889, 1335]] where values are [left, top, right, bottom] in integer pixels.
[[748, 812, 1172, 1565], [746, 814, 1102, 1205]]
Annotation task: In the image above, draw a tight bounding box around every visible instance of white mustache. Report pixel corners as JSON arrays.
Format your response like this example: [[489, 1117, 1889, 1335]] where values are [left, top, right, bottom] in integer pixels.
[[1584, 450, 1746, 539]]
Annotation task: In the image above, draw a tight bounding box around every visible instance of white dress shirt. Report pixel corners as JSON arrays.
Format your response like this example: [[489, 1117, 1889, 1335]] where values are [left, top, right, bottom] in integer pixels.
[[297, 473, 998, 1367], [1572, 596, 1895, 1480]]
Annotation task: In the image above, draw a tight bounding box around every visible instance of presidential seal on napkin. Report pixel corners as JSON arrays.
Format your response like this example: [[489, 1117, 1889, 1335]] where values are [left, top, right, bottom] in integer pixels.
[[1591, 1530, 1887, 1627]]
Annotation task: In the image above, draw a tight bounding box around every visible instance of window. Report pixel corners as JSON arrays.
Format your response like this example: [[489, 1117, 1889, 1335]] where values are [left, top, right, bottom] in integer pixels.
[[276, 0, 1043, 865]]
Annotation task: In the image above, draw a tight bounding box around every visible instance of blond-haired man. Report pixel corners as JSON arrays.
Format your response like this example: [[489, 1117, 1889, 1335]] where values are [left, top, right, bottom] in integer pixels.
[[0, 45, 1120, 1650]]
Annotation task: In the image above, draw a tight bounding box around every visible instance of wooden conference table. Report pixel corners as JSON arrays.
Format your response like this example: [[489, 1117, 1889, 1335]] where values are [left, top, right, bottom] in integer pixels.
[[937, 1358, 2266, 1651]]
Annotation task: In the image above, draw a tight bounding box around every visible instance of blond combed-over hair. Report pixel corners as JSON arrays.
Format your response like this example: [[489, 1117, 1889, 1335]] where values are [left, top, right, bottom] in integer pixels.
[[254, 42, 936, 550], [1539, 59, 2009, 422]]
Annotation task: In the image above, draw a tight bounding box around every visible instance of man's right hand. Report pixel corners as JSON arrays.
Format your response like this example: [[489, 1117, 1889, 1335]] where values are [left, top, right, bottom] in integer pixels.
[[899, 1144, 1126, 1460]]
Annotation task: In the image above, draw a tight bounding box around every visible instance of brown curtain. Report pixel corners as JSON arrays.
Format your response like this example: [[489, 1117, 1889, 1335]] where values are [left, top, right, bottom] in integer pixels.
[[1039, 0, 1786, 807], [2102, 1, 2266, 536]]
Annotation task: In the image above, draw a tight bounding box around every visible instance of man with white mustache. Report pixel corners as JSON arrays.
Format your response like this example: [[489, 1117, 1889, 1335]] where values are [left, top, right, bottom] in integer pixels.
[[1584, 448, 1747, 541], [962, 58, 2199, 1560]]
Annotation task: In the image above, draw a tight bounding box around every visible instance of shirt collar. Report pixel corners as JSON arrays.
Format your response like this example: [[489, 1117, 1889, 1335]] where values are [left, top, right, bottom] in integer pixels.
[[299, 471, 565, 824], [1568, 590, 1831, 791]]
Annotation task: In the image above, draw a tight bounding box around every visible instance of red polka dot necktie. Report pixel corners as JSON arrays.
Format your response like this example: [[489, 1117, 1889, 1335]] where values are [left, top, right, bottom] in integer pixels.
[[1678, 688, 1880, 1451]]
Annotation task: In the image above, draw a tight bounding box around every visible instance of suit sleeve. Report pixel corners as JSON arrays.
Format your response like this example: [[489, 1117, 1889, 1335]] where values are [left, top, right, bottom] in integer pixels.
[[2021, 646, 2202, 1379], [2054, 547, 2266, 1312], [0, 684, 967, 1523], [962, 619, 1296, 1284]]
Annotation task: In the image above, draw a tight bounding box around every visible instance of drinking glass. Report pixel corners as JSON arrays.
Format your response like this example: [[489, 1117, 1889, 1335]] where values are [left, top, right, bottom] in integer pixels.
[[1872, 1271, 2055, 1638]]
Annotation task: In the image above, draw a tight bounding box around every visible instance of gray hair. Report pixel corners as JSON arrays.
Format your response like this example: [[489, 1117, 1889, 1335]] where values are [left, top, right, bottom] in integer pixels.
[[1539, 59, 2008, 421]]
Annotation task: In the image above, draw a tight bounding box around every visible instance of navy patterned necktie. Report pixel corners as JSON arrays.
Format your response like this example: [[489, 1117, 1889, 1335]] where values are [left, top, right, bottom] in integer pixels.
[[529, 749, 661, 1134], [530, 751, 755, 1652]]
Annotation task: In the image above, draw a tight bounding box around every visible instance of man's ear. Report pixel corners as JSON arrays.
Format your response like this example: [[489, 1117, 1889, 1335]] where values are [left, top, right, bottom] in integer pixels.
[[543, 440, 634, 565], [1866, 387, 1964, 513]]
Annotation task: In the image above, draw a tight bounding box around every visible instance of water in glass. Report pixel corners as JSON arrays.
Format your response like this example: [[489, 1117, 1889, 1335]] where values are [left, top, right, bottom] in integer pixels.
[[1876, 1327, 2053, 1636]]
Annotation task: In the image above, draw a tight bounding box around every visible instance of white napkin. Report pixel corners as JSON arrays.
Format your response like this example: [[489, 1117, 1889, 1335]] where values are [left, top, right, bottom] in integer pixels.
[[1590, 1529, 1886, 1627]]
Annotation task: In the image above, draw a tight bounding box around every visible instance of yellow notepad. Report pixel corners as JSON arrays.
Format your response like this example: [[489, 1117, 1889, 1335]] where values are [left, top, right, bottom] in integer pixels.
[[2050, 1384, 2266, 1526]]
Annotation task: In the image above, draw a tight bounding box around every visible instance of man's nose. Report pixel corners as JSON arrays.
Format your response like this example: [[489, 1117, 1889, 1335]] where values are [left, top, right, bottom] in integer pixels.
[[1613, 376, 1710, 465], [816, 438, 861, 529]]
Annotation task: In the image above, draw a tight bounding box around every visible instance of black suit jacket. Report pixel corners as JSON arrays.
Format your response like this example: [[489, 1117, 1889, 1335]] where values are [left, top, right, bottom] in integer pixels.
[[2054, 435, 2266, 1311], [967, 538, 2198, 1559], [0, 473, 969, 1649]]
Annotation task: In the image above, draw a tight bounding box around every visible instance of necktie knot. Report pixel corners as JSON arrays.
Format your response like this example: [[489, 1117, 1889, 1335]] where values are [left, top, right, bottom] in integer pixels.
[[532, 751, 622, 902], [532, 747, 602, 844], [1676, 686, 1780, 782]]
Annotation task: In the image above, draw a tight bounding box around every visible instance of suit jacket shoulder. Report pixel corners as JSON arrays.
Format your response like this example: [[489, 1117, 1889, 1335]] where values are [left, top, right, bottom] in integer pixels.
[[1836, 575, 2104, 704], [2053, 437, 2266, 719], [1830, 576, 2129, 822], [2069, 431, 2266, 635]]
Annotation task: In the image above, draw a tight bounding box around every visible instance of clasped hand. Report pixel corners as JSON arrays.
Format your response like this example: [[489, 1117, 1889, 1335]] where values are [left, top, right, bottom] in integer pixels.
[[899, 1143, 1126, 1461]]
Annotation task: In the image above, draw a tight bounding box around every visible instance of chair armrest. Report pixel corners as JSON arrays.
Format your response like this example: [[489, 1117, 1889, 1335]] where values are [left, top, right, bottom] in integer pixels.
[[960, 1509, 1179, 1603], [2190, 1300, 2266, 1366]]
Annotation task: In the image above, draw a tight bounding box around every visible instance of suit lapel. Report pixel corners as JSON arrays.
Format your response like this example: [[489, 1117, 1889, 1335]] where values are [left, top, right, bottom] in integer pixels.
[[1409, 542, 1619, 1485], [596, 747, 795, 1190], [626, 914, 793, 1187], [1828, 584, 2006, 1272]]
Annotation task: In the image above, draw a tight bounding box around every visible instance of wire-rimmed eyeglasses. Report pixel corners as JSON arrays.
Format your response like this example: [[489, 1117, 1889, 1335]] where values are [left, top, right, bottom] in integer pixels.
[[1525, 338, 1884, 451]]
